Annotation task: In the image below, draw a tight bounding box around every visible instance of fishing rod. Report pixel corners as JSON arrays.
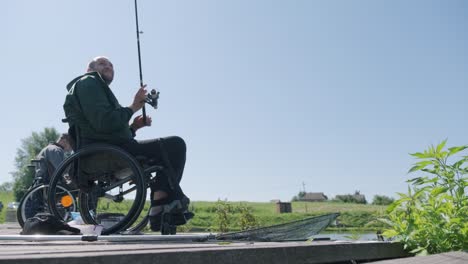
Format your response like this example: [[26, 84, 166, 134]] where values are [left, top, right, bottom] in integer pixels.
[[134, 0, 159, 124]]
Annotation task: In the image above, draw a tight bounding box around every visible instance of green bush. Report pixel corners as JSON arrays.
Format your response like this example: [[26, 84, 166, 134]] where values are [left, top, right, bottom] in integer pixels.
[[372, 195, 395, 205], [333, 191, 367, 204], [383, 141, 468, 255], [237, 203, 258, 230], [211, 200, 260, 232], [213, 199, 233, 232]]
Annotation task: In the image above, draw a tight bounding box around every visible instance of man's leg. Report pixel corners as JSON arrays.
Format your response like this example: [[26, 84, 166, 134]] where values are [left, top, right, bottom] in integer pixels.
[[120, 136, 189, 231], [121, 136, 186, 196]]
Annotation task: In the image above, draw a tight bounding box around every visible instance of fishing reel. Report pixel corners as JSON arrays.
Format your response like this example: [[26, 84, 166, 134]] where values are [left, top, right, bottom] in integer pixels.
[[145, 89, 159, 109]]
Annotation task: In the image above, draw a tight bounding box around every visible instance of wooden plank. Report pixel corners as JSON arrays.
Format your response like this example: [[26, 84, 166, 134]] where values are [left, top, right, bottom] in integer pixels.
[[0, 224, 411, 264], [369, 251, 468, 264], [0, 240, 410, 264]]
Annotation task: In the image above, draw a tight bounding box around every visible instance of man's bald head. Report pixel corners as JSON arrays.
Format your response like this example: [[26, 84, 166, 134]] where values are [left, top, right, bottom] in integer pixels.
[[87, 56, 114, 85]]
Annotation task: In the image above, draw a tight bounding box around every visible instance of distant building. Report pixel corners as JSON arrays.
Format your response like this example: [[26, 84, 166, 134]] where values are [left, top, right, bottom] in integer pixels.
[[270, 199, 281, 203], [276, 201, 292, 213], [300, 192, 328, 202]]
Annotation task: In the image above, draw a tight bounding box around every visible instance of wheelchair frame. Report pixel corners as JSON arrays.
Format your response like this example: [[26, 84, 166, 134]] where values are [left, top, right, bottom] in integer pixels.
[[48, 144, 147, 235], [17, 159, 79, 228], [46, 120, 187, 235]]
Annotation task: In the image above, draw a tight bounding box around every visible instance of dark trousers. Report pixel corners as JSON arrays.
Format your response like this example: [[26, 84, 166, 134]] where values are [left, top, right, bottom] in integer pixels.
[[119, 136, 187, 201]]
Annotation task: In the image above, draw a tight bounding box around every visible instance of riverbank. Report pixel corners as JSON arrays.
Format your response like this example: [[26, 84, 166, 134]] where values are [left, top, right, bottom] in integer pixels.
[[185, 200, 388, 232]]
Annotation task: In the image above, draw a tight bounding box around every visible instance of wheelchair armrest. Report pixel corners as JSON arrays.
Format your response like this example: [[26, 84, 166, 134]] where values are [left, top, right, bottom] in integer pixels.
[[30, 159, 41, 165]]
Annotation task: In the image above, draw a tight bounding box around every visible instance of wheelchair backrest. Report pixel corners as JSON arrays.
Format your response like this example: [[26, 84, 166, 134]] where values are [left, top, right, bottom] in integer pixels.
[[62, 118, 133, 183]]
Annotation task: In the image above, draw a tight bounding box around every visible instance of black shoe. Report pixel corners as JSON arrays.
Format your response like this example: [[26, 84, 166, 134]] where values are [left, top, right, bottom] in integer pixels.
[[149, 199, 182, 232], [149, 199, 194, 232]]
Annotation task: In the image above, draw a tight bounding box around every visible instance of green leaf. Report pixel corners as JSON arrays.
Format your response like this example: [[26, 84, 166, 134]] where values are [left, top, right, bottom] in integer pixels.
[[456, 186, 465, 200], [382, 229, 398, 238], [378, 218, 394, 226], [410, 152, 430, 159], [448, 146, 468, 156], [396, 192, 409, 199], [431, 187, 447, 196], [408, 161, 434, 174], [436, 139, 448, 153], [421, 168, 439, 175], [414, 187, 429, 198], [453, 159, 467, 170], [407, 177, 422, 183], [387, 200, 403, 213], [408, 164, 426, 173]]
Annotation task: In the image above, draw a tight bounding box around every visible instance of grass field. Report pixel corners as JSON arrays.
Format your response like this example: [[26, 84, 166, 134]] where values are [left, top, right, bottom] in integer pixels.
[[0, 192, 15, 223], [0, 191, 388, 232], [187, 200, 387, 232]]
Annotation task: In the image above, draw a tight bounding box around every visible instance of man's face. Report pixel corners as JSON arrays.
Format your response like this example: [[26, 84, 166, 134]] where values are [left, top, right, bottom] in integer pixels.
[[94, 58, 114, 85]]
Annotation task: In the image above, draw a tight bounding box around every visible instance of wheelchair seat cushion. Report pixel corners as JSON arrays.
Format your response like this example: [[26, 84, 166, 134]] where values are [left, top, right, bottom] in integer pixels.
[[79, 152, 131, 180]]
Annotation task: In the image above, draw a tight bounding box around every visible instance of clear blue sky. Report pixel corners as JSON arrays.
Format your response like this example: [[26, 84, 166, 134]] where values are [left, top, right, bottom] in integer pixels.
[[1, 0, 467, 202]]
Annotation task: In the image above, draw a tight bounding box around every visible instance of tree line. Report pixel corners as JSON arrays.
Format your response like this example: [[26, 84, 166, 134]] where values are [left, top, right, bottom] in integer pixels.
[[8, 128, 60, 201], [291, 190, 395, 205]]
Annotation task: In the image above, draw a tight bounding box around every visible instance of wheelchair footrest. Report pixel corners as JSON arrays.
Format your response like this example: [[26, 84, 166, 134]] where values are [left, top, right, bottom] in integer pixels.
[[148, 198, 194, 235], [160, 212, 194, 235]]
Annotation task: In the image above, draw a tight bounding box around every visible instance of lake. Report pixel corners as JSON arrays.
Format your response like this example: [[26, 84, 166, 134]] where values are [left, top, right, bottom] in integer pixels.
[[313, 232, 381, 241]]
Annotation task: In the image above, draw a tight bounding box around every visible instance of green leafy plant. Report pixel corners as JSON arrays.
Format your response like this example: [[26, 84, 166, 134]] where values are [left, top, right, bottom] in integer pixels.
[[383, 140, 467, 255], [237, 203, 258, 230], [213, 199, 233, 233]]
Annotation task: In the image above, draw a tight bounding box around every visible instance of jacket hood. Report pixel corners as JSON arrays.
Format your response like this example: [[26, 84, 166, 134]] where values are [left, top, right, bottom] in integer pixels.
[[66, 72, 104, 91]]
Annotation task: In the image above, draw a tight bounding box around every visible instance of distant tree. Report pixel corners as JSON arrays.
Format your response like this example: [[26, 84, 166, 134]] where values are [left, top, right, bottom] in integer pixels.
[[372, 195, 394, 205], [291, 191, 306, 201], [333, 191, 367, 204], [11, 127, 60, 201], [0, 182, 13, 192]]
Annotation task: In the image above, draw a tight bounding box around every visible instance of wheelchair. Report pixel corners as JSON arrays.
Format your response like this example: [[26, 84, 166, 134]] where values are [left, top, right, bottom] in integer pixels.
[[47, 120, 191, 235], [17, 159, 78, 228]]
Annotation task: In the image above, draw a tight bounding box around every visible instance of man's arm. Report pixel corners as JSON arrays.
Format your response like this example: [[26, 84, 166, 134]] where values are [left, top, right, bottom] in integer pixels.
[[75, 76, 133, 133]]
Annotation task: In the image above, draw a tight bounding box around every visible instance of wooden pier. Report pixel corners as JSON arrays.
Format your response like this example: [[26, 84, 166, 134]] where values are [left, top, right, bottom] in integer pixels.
[[0, 223, 465, 264]]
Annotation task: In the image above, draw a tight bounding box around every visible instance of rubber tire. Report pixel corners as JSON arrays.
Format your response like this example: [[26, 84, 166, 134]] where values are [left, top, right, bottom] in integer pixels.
[[48, 144, 146, 235], [18, 184, 76, 227]]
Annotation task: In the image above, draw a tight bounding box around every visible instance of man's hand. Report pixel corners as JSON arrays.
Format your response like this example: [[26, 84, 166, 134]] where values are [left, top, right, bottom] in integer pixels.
[[131, 115, 152, 131], [129, 85, 147, 113]]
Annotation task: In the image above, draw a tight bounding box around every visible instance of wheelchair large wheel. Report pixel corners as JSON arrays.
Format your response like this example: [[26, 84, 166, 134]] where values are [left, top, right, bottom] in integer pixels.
[[48, 144, 147, 235], [17, 184, 77, 228]]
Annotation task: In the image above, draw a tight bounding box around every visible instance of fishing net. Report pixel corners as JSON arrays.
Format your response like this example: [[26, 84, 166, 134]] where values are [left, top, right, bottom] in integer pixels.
[[216, 213, 340, 242]]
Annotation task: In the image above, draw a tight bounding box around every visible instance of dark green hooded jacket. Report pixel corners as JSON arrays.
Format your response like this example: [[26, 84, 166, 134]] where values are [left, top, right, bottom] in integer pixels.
[[64, 72, 134, 144]]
